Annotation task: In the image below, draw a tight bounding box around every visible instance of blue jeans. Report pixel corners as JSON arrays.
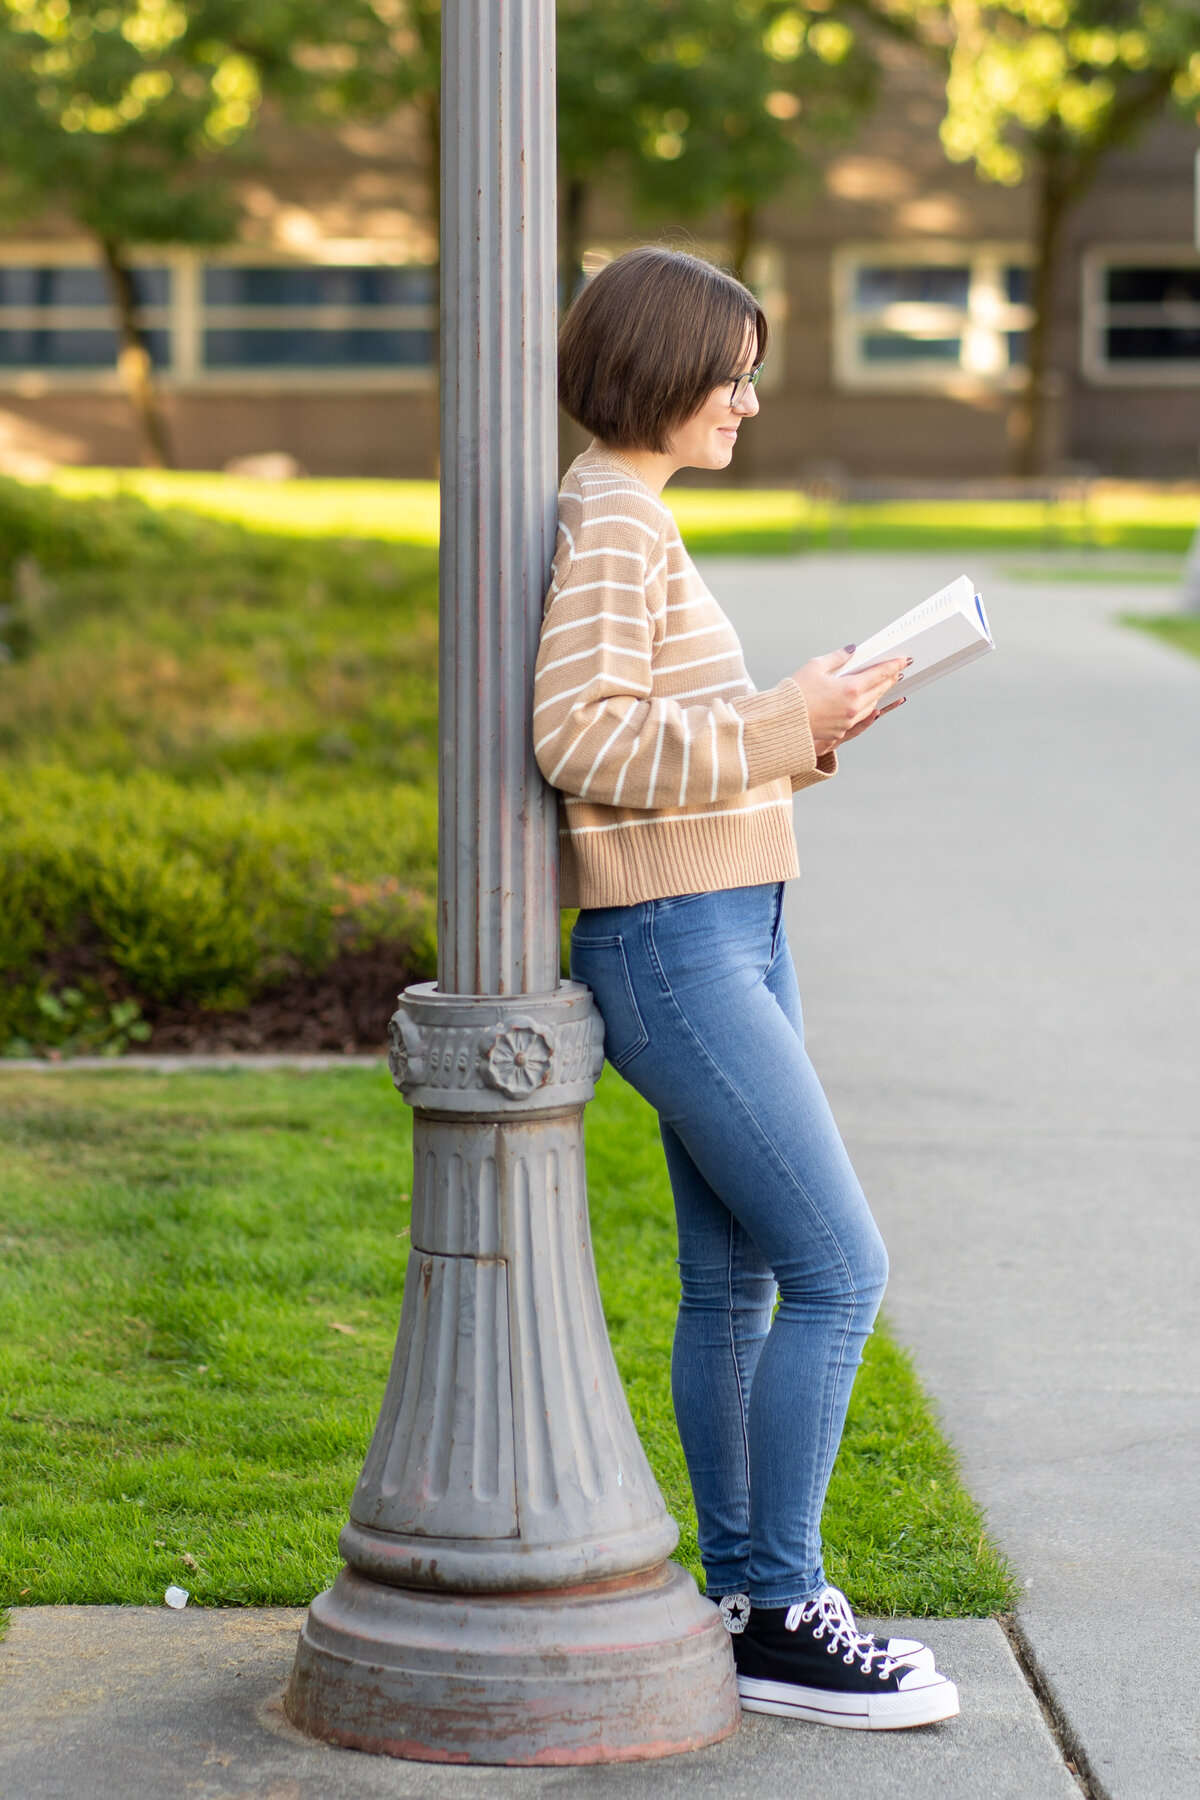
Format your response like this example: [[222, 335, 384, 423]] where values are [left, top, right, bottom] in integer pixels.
[[570, 881, 888, 1608]]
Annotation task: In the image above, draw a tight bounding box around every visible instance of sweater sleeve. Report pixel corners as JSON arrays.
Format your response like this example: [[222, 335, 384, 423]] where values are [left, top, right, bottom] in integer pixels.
[[534, 484, 827, 809]]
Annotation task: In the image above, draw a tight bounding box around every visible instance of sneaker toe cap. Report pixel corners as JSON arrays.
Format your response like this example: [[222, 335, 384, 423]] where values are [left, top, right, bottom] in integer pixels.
[[897, 1664, 953, 1691], [885, 1637, 934, 1670]]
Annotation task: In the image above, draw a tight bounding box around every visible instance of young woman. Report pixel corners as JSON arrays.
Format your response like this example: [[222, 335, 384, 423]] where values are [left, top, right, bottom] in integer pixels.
[[533, 247, 959, 1732]]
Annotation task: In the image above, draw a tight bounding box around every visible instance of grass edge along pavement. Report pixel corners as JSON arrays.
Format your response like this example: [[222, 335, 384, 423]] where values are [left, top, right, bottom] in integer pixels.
[[0, 1063, 1017, 1622], [41, 465, 1200, 555], [1125, 611, 1200, 662]]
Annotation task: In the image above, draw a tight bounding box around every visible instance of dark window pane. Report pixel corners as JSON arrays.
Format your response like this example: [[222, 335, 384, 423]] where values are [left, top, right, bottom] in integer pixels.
[[1107, 266, 1200, 306], [0, 327, 170, 367], [0, 265, 169, 308], [853, 266, 969, 311], [1106, 326, 1200, 362], [203, 266, 437, 307], [1006, 330, 1029, 365], [203, 327, 435, 368], [1005, 266, 1030, 306], [861, 332, 961, 364]]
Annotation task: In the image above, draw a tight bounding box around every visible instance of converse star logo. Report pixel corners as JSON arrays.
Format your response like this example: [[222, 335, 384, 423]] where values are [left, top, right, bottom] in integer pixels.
[[718, 1593, 751, 1634]]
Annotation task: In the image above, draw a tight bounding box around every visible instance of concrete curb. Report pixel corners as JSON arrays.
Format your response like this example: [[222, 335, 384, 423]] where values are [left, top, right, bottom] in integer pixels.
[[0, 1053, 387, 1072]]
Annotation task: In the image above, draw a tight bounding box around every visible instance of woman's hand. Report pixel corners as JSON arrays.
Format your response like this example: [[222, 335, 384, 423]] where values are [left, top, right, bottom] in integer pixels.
[[792, 649, 908, 757]]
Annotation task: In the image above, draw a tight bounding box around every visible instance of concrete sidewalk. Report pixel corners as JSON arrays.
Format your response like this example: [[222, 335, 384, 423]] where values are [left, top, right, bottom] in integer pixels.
[[0, 1606, 1076, 1800], [716, 552, 1200, 1800]]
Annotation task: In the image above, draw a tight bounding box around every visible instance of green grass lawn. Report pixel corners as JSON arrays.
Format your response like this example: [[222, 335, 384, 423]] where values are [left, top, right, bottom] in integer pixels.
[[0, 1065, 1015, 1620], [43, 466, 1199, 555], [1127, 613, 1200, 660]]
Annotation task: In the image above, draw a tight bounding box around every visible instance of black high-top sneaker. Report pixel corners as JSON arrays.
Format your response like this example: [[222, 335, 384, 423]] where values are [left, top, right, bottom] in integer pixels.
[[718, 1588, 959, 1730]]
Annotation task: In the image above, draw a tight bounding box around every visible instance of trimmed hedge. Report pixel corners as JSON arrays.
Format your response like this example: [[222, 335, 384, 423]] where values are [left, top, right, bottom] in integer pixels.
[[0, 476, 442, 1052], [0, 766, 437, 1046]]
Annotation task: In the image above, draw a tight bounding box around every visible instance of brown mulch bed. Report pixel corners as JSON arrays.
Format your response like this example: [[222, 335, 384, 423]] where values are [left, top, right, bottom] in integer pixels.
[[22, 939, 426, 1056], [142, 945, 425, 1054]]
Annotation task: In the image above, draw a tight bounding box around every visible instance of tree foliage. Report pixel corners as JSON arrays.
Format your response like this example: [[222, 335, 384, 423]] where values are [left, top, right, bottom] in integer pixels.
[[0, 0, 414, 462], [940, 0, 1200, 185], [930, 0, 1200, 471], [558, 0, 878, 280]]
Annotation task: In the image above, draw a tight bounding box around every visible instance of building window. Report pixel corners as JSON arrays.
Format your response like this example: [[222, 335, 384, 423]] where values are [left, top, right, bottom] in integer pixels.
[[0, 263, 171, 371], [833, 247, 1032, 392], [0, 247, 437, 389], [1082, 248, 1200, 385], [200, 265, 437, 372]]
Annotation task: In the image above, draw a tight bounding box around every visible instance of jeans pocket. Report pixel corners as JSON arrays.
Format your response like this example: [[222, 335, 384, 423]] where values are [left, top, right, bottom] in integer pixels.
[[569, 935, 648, 1070]]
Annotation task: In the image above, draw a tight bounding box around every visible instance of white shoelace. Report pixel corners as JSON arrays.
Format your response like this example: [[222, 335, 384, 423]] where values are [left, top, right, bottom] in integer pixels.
[[784, 1585, 906, 1678]]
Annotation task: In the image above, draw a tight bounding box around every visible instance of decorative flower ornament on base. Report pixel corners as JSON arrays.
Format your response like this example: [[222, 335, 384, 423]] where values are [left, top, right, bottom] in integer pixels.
[[479, 1016, 555, 1098], [387, 1009, 426, 1094]]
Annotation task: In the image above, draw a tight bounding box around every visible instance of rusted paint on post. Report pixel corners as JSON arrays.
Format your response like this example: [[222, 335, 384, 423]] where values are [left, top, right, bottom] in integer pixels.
[[284, 0, 740, 1763]]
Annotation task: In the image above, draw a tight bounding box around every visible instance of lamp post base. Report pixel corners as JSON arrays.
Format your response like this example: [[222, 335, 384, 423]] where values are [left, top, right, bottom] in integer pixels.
[[284, 1562, 740, 1765]]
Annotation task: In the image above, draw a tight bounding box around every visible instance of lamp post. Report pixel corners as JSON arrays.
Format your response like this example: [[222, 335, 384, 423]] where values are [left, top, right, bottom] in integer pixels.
[[284, 0, 740, 1763]]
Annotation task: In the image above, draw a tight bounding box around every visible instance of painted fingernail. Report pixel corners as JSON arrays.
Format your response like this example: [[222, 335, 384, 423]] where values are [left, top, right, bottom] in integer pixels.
[[906, 657, 914, 666], [843, 644, 856, 654]]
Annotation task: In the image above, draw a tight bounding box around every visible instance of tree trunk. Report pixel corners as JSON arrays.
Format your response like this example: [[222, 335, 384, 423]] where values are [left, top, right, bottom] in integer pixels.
[[1009, 146, 1072, 478], [559, 176, 587, 313], [729, 199, 756, 285], [98, 238, 173, 470]]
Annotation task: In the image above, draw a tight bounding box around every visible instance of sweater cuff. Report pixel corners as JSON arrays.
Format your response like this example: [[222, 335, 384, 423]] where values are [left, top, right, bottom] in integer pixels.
[[793, 747, 837, 792], [740, 677, 820, 789]]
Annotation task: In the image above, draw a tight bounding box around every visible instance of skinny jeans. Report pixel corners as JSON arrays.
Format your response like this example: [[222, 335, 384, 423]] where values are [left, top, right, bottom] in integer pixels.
[[570, 881, 888, 1607]]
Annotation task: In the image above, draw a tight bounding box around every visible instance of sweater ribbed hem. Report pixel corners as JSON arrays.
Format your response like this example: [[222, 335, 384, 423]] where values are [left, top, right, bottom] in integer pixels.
[[558, 787, 801, 909]]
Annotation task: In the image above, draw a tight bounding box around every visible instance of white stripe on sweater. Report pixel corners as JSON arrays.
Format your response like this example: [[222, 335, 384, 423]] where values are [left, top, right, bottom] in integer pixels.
[[668, 678, 754, 701], [539, 607, 647, 643], [658, 649, 748, 677], [645, 708, 667, 809], [552, 577, 648, 601], [578, 512, 661, 538], [532, 676, 604, 717], [564, 545, 646, 566], [580, 700, 640, 798], [581, 487, 665, 508], [537, 642, 646, 677], [666, 621, 736, 644], [610, 724, 644, 807]]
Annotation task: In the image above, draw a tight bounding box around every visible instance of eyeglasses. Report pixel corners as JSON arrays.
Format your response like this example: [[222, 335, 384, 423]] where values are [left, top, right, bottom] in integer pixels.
[[725, 362, 765, 409]]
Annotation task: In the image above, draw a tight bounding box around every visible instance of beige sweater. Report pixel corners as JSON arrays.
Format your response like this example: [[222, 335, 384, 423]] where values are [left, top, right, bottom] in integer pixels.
[[533, 445, 836, 909]]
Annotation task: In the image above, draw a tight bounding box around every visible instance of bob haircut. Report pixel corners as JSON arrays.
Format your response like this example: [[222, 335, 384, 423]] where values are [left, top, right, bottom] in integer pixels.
[[558, 247, 768, 454]]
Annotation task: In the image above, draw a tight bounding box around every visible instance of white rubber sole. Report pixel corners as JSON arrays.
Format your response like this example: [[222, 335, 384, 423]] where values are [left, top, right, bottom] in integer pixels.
[[738, 1673, 960, 1731]]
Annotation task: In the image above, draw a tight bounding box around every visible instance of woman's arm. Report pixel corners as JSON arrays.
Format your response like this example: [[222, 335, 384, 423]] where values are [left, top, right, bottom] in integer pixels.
[[534, 498, 821, 810]]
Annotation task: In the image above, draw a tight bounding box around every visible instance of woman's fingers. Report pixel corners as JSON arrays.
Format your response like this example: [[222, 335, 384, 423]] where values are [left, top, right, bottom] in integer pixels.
[[792, 653, 909, 745]]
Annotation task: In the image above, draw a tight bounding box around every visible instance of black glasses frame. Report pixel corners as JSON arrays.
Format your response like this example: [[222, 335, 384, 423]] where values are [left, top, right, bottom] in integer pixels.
[[725, 361, 765, 408]]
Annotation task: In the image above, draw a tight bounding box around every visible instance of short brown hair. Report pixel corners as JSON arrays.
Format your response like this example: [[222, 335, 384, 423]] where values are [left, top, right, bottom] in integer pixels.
[[558, 247, 768, 454]]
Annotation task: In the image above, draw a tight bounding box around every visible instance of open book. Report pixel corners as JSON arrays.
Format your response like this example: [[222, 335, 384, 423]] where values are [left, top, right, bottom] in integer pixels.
[[839, 574, 993, 698]]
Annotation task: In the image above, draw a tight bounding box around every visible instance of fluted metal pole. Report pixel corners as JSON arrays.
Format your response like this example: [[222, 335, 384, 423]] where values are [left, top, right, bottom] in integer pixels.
[[437, 0, 559, 997], [284, 0, 739, 1764]]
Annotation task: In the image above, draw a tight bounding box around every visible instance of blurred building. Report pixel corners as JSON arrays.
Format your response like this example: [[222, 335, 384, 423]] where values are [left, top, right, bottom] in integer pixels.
[[0, 45, 1196, 482]]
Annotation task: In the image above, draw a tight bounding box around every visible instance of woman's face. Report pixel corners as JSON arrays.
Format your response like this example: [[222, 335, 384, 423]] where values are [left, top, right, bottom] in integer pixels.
[[666, 324, 761, 471]]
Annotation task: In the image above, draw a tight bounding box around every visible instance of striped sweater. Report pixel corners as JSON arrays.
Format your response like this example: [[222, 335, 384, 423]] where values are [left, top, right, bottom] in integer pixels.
[[534, 444, 836, 909]]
